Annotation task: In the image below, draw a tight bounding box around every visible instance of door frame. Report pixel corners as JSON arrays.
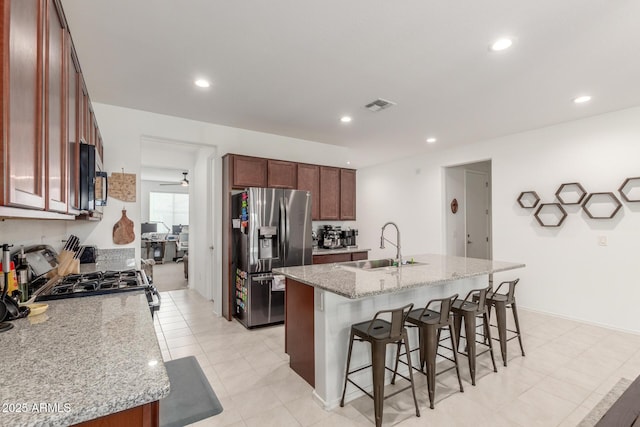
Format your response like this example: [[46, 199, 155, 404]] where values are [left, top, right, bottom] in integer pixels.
[[443, 160, 492, 259]]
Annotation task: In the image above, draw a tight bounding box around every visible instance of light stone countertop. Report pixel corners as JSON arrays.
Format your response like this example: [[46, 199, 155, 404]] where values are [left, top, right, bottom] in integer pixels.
[[0, 293, 169, 427], [274, 253, 525, 299], [312, 247, 371, 255]]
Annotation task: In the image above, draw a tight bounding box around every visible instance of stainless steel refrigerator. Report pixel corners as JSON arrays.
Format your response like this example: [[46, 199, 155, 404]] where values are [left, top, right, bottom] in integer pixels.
[[232, 188, 312, 328]]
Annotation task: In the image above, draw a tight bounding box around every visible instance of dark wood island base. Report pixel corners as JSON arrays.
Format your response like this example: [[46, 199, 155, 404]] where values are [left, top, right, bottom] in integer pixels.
[[285, 278, 316, 387]]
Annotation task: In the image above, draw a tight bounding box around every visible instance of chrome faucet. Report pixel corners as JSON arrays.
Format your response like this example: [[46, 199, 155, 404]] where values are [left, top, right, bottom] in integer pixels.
[[380, 222, 402, 265]]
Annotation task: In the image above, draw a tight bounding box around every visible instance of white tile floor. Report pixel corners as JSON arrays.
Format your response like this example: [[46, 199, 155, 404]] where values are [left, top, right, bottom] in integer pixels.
[[154, 289, 640, 426]]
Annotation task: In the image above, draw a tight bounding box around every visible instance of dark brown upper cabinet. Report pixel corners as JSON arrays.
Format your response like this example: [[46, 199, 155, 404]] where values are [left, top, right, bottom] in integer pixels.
[[67, 36, 81, 213], [267, 159, 297, 189], [340, 169, 356, 220], [232, 155, 267, 188], [319, 166, 340, 220], [45, 0, 67, 213], [0, 0, 46, 209], [297, 163, 320, 220]]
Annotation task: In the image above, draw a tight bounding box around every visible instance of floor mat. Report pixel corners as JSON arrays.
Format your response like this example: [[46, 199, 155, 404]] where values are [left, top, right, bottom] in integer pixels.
[[160, 356, 223, 427]]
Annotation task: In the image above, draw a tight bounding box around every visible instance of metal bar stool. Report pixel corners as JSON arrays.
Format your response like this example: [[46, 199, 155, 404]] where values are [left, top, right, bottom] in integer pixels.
[[340, 303, 420, 427], [451, 286, 498, 386], [393, 294, 464, 409], [487, 279, 525, 366]]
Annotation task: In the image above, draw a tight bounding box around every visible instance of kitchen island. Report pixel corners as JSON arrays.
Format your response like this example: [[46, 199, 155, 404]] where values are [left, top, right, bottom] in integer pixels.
[[0, 292, 169, 427], [274, 253, 525, 409]]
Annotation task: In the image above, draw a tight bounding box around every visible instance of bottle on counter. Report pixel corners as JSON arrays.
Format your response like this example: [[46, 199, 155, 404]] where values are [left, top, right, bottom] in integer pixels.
[[16, 247, 31, 303]]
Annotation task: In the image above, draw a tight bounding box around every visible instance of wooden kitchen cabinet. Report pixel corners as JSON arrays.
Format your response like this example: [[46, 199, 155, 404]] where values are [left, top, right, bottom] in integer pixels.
[[232, 155, 267, 188], [45, 0, 67, 213], [312, 251, 368, 264], [319, 166, 340, 220], [67, 37, 81, 212], [340, 168, 356, 220], [297, 163, 320, 220], [73, 400, 159, 427], [0, 0, 105, 219], [0, 0, 46, 209], [267, 159, 297, 188]]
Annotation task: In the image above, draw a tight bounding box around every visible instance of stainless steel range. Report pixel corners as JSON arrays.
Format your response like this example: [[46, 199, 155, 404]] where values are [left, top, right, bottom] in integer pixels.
[[31, 269, 160, 317]]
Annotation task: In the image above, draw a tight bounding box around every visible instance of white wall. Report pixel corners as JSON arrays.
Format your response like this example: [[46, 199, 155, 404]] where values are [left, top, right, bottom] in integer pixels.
[[357, 106, 640, 333]]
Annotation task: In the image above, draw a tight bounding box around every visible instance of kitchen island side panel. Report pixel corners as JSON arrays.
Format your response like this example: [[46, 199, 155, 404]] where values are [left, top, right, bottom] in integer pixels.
[[285, 278, 315, 387]]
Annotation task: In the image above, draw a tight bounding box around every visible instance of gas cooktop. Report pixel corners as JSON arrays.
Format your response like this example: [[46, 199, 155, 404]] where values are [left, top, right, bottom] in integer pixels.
[[32, 269, 160, 315]]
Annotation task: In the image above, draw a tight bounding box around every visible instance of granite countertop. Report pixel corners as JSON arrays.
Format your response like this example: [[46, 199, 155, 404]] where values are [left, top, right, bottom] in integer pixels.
[[274, 253, 525, 299], [0, 293, 169, 427], [312, 247, 371, 255]]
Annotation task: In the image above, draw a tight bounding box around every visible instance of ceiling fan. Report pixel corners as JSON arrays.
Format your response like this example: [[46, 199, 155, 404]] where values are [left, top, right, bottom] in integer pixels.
[[160, 172, 189, 187]]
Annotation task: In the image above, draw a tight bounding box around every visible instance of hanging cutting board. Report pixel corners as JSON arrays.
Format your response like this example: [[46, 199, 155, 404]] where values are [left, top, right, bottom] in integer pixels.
[[113, 209, 135, 245]]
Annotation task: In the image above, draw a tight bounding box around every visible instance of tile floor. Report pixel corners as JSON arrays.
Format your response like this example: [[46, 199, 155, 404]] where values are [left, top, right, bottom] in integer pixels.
[[154, 289, 640, 426]]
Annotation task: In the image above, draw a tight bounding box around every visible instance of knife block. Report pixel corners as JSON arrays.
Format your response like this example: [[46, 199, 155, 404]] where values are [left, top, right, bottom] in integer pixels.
[[56, 251, 80, 276]]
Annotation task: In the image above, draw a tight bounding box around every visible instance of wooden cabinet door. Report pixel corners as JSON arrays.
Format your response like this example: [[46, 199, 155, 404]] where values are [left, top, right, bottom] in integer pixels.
[[312, 253, 352, 264], [67, 38, 80, 211], [351, 251, 368, 261], [0, 0, 46, 209], [79, 79, 88, 142], [45, 0, 67, 212], [296, 163, 319, 220], [319, 166, 340, 220], [340, 169, 356, 220], [267, 159, 296, 189], [232, 155, 267, 188]]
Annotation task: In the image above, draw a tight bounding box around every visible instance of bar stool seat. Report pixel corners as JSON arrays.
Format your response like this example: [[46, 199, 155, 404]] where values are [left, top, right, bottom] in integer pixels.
[[486, 278, 525, 366], [451, 286, 498, 386], [340, 304, 420, 427], [398, 294, 464, 409]]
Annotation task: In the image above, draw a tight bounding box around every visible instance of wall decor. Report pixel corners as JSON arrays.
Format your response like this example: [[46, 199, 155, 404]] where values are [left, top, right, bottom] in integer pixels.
[[109, 170, 137, 202], [450, 198, 458, 214], [582, 192, 622, 219], [517, 191, 540, 209], [619, 177, 640, 202], [555, 182, 587, 205], [518, 173, 637, 227], [534, 203, 567, 227]]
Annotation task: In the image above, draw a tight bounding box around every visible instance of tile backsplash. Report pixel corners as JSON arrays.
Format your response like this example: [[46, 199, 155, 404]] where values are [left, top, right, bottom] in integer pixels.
[[95, 248, 136, 271]]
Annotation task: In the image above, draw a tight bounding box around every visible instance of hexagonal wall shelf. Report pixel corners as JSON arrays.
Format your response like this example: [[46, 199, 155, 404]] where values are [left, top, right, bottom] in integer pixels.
[[534, 203, 568, 227], [517, 191, 540, 209], [582, 192, 622, 219], [619, 177, 640, 202], [555, 182, 587, 205]]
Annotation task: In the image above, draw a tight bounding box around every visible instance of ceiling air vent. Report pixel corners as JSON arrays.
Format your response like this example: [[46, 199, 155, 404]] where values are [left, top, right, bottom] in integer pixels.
[[364, 98, 396, 112]]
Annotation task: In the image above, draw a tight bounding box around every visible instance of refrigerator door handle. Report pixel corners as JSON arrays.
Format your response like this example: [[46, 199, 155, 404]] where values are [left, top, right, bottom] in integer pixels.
[[284, 196, 291, 263], [279, 197, 287, 264]]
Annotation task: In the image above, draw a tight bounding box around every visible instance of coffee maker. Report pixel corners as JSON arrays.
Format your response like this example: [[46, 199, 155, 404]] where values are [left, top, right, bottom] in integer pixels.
[[341, 229, 358, 247], [319, 226, 342, 249]]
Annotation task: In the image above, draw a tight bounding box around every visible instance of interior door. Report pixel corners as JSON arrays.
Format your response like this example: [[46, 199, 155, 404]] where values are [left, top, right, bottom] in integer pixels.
[[465, 170, 490, 259]]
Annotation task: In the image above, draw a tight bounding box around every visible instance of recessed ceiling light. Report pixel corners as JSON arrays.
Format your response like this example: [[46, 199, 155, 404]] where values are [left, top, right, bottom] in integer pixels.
[[194, 79, 211, 88], [346, 161, 351, 165], [426, 137, 437, 144], [573, 95, 592, 104], [340, 116, 352, 123], [490, 38, 513, 52]]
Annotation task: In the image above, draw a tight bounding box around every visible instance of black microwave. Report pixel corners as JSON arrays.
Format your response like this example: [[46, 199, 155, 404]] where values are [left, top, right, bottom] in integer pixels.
[[72, 142, 107, 214]]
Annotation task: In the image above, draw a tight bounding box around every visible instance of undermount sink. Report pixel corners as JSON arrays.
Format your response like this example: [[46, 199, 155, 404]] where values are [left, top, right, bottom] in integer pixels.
[[339, 258, 425, 270]]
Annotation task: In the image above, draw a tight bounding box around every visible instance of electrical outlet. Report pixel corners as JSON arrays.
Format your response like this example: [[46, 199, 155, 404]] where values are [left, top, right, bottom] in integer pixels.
[[598, 236, 607, 246]]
